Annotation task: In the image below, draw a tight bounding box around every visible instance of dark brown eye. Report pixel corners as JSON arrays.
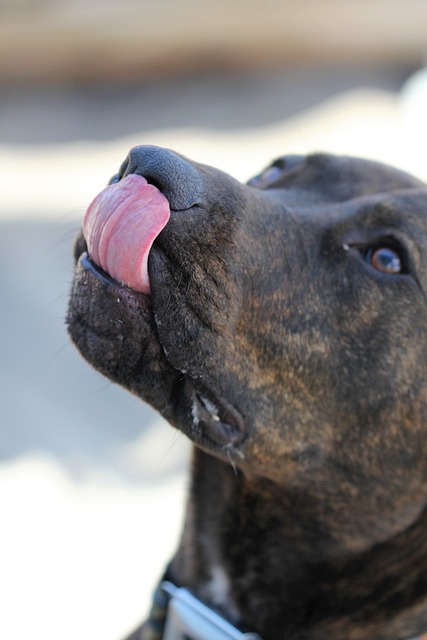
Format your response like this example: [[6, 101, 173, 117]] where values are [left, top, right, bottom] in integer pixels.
[[366, 246, 402, 274]]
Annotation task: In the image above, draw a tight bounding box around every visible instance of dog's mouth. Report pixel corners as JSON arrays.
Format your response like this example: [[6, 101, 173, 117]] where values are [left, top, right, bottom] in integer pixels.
[[73, 173, 247, 458]]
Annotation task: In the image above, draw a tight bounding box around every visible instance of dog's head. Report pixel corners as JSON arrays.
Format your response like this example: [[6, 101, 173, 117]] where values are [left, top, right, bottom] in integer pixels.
[[68, 146, 427, 549]]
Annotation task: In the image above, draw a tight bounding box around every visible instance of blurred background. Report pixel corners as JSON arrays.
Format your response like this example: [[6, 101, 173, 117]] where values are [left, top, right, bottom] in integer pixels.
[[1, 1, 427, 638]]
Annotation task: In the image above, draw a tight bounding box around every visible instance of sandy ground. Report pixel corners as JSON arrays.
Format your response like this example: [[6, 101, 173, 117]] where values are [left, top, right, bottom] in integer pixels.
[[1, 65, 427, 639]]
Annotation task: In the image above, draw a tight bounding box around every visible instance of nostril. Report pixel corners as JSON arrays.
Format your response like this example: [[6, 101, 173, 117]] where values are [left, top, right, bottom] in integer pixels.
[[141, 176, 163, 192], [121, 148, 144, 179], [108, 173, 120, 185], [108, 155, 131, 185]]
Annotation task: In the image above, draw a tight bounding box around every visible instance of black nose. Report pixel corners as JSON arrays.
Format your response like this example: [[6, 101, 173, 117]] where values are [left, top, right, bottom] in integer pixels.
[[111, 145, 204, 211]]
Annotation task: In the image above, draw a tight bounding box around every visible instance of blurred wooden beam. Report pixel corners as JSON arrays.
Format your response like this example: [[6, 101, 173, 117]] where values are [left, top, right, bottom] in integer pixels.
[[1, 0, 427, 82]]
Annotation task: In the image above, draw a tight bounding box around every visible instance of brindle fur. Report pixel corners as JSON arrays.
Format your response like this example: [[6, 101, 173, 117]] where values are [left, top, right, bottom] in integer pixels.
[[67, 147, 427, 639]]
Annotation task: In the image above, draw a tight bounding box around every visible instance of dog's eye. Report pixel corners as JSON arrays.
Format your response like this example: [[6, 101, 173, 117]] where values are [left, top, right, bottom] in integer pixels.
[[364, 245, 403, 274]]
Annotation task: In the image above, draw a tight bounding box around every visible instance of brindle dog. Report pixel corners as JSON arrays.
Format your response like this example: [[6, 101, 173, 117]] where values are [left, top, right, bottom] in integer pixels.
[[67, 146, 427, 640]]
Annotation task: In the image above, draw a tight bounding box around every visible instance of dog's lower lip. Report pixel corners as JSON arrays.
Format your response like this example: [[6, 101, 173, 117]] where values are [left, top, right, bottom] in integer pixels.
[[79, 252, 151, 296], [80, 253, 114, 287]]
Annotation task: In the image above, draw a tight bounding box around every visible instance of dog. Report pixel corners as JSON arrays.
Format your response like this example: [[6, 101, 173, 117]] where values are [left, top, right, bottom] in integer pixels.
[[67, 145, 427, 640]]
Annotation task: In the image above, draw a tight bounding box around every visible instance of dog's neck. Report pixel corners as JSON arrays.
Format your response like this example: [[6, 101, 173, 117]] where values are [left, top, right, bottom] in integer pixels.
[[169, 448, 427, 640]]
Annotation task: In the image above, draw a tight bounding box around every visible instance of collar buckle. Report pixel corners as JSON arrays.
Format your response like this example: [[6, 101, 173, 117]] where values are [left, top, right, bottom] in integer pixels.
[[161, 581, 262, 640]]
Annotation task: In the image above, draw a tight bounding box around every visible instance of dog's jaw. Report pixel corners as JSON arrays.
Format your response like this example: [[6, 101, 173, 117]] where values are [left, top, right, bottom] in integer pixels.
[[68, 245, 250, 464]]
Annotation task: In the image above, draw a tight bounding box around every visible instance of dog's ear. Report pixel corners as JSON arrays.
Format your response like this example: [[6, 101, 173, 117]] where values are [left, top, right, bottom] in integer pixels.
[[247, 155, 306, 189]]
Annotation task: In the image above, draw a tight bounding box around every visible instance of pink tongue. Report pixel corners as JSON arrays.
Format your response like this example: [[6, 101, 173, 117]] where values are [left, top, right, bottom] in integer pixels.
[[83, 174, 170, 294]]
